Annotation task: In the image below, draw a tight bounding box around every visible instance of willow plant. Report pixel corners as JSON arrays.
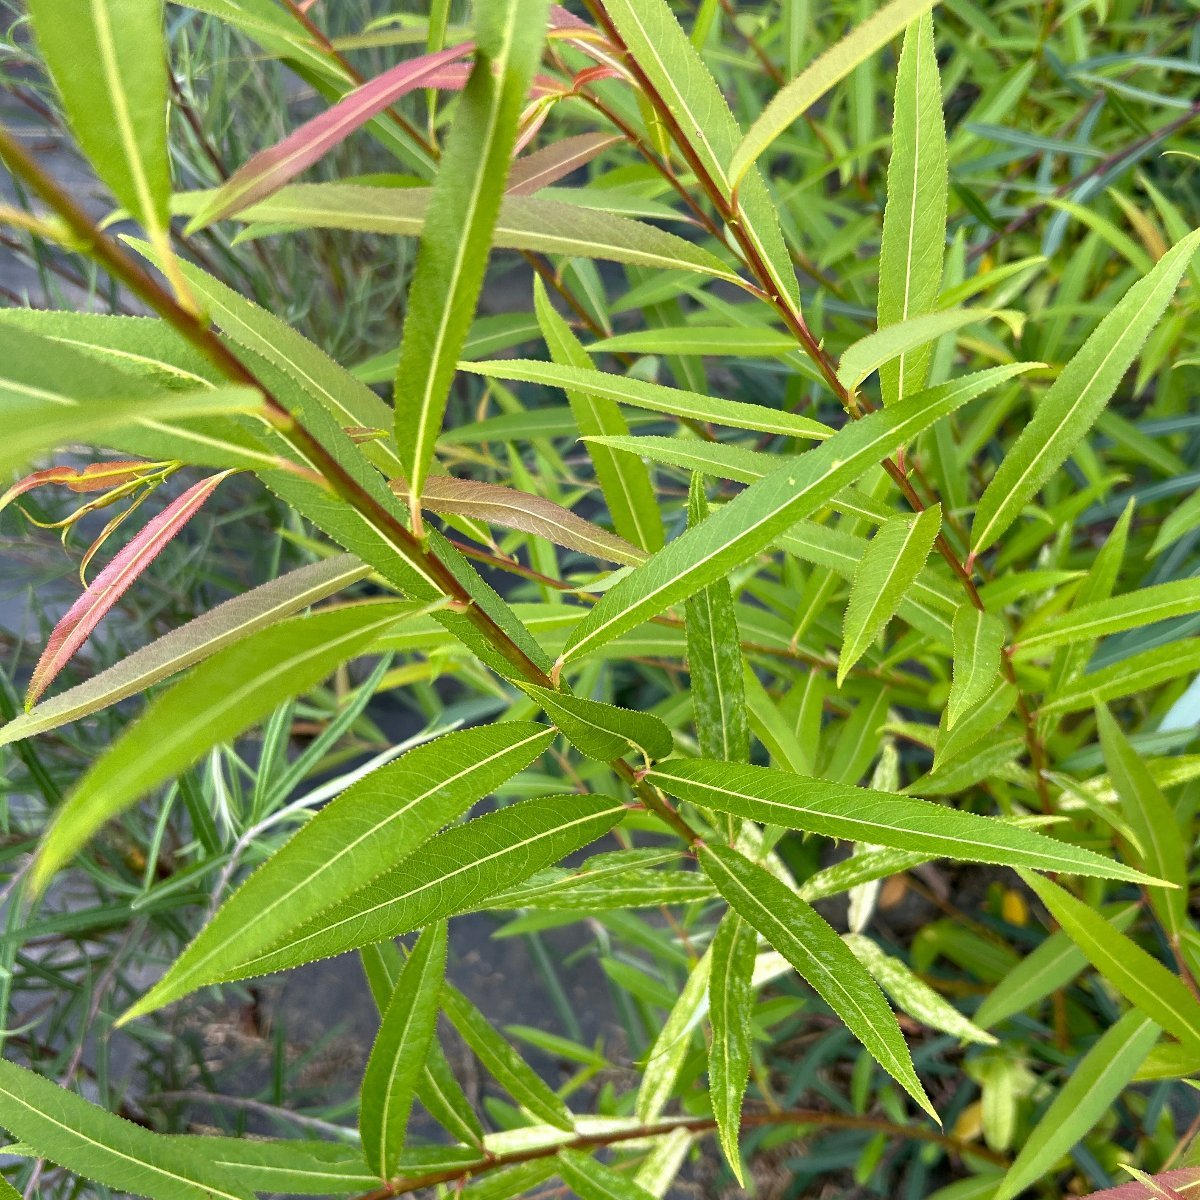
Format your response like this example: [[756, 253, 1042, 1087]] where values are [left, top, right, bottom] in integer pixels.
[[1, 0, 1199, 1197]]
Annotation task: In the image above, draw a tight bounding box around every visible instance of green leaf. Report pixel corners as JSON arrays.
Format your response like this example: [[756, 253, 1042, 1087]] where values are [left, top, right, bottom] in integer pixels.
[[33, 603, 410, 896], [948, 606, 1006, 727], [971, 227, 1200, 555], [841, 310, 996, 395], [709, 911, 756, 1183], [729, 0, 939, 187], [876, 11, 948, 406], [218, 795, 627, 983], [26, 0, 172, 251], [361, 922, 448, 1178], [685, 477, 749, 764], [648, 759, 1159, 883], [1041, 639, 1200, 717], [1096, 704, 1187, 943], [164, 1138, 376, 1195], [1015, 578, 1200, 658], [393, 0, 551, 502], [0, 1058, 252, 1200], [1021, 872, 1200, 1054], [974, 905, 1138, 1029], [843, 934, 995, 1045], [442, 983, 574, 1130], [122, 723, 553, 1021], [0, 555, 371, 747], [464, 358, 831, 442], [637, 946, 712, 1122], [562, 367, 1033, 664], [522, 685, 673, 763], [995, 1011, 1160, 1200], [839, 507, 942, 686], [203, 187, 742, 283], [532, 279, 663, 553], [700, 843, 936, 1120], [558, 1150, 657, 1200], [420, 1039, 486, 1149]]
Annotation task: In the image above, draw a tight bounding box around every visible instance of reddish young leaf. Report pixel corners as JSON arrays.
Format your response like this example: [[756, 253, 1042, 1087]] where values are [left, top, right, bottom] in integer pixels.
[[187, 45, 475, 229], [26, 472, 234, 707], [1082, 1171, 1200, 1200], [507, 133, 620, 194], [0, 462, 155, 513]]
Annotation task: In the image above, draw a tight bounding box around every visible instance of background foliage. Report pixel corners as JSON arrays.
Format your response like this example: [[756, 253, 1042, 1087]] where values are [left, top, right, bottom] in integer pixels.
[[1, 1, 1199, 1198]]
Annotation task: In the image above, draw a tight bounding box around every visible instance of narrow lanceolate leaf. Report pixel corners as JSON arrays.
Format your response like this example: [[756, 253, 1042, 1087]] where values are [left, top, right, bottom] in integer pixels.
[[597, 0, 800, 309], [26, 472, 233, 708], [729, 0, 939, 188], [443, 984, 574, 1130], [0, 1059, 252, 1200], [1022, 872, 1200, 1054], [523, 685, 673, 763], [184, 188, 741, 282], [995, 1011, 1160, 1200], [188, 44, 474, 228], [1096, 705, 1187, 943], [843, 934, 995, 1045], [948, 606, 1006, 728], [0, 555, 371, 747], [562, 369, 1027, 664], [122, 724, 553, 1022], [558, 1149, 657, 1200], [34, 603, 409, 896], [1015, 578, 1200, 659], [971, 228, 1200, 555], [533, 278, 662, 552], [701, 844, 936, 1121], [685, 478, 749, 763], [649, 759, 1159, 884], [408, 476, 646, 567], [221, 796, 626, 983], [361, 923, 448, 1178], [638, 948, 712, 1122], [843, 309, 990, 396], [709, 911, 756, 1183], [393, 0, 551, 503], [839, 507, 941, 686], [876, 12, 948, 406], [464, 359, 831, 442], [1041, 640, 1200, 717], [165, 1139, 376, 1195], [26, 0, 173, 256], [506, 133, 622, 195]]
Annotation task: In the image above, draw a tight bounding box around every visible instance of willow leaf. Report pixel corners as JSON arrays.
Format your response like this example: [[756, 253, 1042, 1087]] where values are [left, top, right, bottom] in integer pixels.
[[995, 1011, 1159, 1200], [34, 603, 410, 896], [839, 507, 941, 686], [971, 228, 1200, 555], [876, 11, 948, 405], [649, 759, 1158, 883], [730, 0, 938, 187], [394, 0, 550, 502], [561, 371, 1010, 664], [361, 922, 448, 1178], [700, 843, 936, 1120], [637, 946, 712, 1122], [0, 1059, 252, 1200], [523, 685, 673, 763], [164, 1138, 376, 1195], [1022, 872, 1200, 1053], [0, 555, 371, 747], [221, 795, 627, 982], [685, 478, 749, 763], [533, 277, 663, 553], [122, 723, 553, 1022], [558, 1150, 657, 1200], [841, 309, 990, 395], [1041, 639, 1200, 717], [442, 983, 574, 1130], [948, 606, 1006, 727], [709, 911, 756, 1183]]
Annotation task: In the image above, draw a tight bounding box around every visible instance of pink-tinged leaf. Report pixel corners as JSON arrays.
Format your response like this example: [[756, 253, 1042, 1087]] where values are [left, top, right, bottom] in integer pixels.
[[26, 472, 234, 708], [397, 475, 647, 567], [507, 133, 621, 195], [187, 45, 474, 229], [0, 462, 155, 514], [549, 4, 592, 30], [1083, 1171, 1200, 1200]]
